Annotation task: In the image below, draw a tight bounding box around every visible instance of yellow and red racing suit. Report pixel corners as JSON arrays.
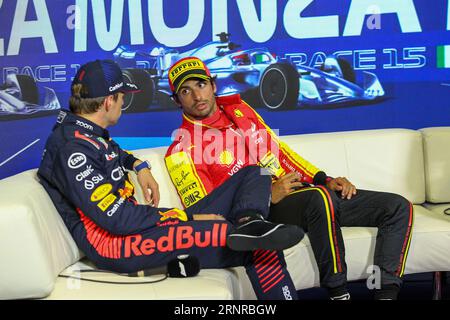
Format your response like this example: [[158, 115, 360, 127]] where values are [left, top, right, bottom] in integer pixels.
[[165, 94, 329, 209]]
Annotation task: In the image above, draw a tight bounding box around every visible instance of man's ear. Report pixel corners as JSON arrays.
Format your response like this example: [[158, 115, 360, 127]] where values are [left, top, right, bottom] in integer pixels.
[[103, 95, 111, 112], [172, 94, 181, 107]]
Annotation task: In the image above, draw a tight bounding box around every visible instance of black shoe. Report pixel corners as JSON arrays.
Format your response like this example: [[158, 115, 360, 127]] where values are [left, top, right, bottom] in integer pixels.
[[374, 284, 400, 300], [330, 293, 351, 300], [328, 285, 350, 300], [226, 215, 305, 251]]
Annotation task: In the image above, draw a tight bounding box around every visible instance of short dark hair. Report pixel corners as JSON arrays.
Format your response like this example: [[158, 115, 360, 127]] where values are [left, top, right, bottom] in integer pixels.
[[69, 83, 119, 114]]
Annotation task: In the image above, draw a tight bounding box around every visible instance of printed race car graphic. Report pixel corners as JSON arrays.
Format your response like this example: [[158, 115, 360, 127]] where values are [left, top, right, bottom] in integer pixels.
[[114, 33, 385, 112], [0, 73, 61, 117]]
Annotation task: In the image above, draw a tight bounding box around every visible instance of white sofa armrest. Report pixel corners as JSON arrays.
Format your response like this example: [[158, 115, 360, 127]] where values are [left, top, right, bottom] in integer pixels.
[[420, 127, 450, 203], [0, 170, 81, 299]]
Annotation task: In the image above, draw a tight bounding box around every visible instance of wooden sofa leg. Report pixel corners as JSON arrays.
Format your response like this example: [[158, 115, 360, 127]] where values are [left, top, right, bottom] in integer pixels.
[[432, 271, 443, 300]]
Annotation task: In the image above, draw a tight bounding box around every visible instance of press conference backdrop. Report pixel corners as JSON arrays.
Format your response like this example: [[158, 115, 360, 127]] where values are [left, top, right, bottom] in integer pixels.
[[0, 0, 449, 179]]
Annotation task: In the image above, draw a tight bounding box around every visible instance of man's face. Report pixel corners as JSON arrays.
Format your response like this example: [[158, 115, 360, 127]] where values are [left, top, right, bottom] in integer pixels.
[[176, 79, 217, 120], [107, 92, 124, 125]]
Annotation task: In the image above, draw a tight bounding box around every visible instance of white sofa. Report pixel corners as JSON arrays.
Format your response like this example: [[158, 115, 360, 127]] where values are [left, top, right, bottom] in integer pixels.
[[1, 127, 450, 300]]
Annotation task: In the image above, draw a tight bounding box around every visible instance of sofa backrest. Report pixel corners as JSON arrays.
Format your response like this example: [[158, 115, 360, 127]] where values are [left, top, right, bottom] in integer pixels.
[[281, 129, 425, 204], [131, 146, 183, 208], [131, 129, 426, 205], [420, 127, 450, 203]]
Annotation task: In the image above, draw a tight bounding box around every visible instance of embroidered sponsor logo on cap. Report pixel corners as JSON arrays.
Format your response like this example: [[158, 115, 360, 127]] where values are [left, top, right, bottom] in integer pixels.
[[109, 82, 123, 92], [170, 59, 204, 81]]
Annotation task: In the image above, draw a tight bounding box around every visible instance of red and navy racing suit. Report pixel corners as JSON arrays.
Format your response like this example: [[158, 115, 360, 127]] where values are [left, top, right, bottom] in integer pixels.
[[37, 110, 297, 300], [165, 94, 414, 292]]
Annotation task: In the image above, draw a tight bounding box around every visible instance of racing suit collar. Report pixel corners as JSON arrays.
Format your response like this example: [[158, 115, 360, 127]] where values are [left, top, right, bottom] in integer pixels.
[[55, 109, 110, 139], [181, 95, 242, 129], [182, 106, 233, 130]]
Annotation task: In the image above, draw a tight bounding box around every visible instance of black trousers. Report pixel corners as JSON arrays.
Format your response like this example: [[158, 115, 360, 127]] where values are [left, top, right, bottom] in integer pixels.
[[269, 186, 413, 290]]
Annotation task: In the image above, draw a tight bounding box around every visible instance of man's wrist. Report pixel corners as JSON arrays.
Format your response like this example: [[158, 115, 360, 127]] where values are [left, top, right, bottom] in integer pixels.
[[313, 171, 330, 186], [133, 160, 142, 169], [133, 160, 151, 173], [124, 153, 139, 171]]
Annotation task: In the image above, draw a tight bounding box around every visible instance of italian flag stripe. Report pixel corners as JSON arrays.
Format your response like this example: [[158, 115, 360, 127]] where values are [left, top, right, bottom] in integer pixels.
[[437, 45, 450, 68]]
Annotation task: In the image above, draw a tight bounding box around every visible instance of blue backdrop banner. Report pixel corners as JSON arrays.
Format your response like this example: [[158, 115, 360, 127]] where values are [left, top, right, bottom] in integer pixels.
[[0, 0, 449, 178]]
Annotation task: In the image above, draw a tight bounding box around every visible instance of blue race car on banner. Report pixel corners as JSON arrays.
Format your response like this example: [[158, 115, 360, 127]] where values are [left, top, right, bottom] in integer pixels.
[[114, 33, 385, 112], [0, 73, 61, 117]]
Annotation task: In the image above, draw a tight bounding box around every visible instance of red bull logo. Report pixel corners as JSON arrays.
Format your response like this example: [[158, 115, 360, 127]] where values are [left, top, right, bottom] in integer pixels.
[[159, 208, 188, 222], [124, 224, 228, 258], [79, 209, 229, 260], [118, 180, 134, 198]]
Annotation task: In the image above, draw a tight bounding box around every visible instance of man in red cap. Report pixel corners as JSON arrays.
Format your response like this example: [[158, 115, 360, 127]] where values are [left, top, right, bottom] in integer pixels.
[[165, 56, 414, 300]]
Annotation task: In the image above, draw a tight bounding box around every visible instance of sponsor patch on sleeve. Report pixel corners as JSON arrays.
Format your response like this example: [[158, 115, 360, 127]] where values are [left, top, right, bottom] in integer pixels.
[[165, 152, 207, 207], [90, 183, 113, 202], [97, 194, 117, 211], [259, 151, 285, 178]]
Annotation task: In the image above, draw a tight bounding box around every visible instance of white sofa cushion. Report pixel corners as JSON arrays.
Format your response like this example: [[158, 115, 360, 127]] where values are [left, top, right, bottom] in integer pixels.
[[280, 129, 425, 204], [420, 127, 450, 203], [423, 203, 450, 216], [44, 261, 237, 300]]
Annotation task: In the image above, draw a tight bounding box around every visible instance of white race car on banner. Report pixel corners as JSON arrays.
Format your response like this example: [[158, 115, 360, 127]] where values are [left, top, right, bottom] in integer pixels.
[[0, 73, 61, 117], [114, 33, 385, 112]]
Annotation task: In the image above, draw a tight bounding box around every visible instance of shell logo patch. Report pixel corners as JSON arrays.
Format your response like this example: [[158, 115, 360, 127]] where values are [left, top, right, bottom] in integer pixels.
[[219, 150, 234, 166]]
